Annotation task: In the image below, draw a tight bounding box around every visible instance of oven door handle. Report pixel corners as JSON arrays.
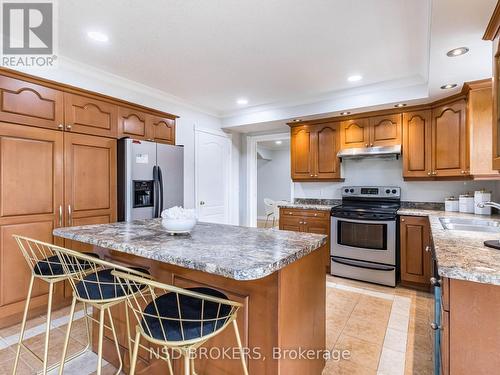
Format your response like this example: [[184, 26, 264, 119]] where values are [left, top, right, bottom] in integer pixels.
[[332, 217, 396, 225], [331, 256, 395, 271]]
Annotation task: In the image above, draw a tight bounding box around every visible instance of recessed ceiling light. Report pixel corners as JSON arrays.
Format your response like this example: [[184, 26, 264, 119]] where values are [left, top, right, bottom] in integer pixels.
[[292, 119, 302, 122], [441, 83, 458, 90], [394, 103, 407, 108], [275, 140, 283, 145], [446, 47, 469, 57], [87, 31, 109, 42], [340, 111, 351, 116], [348, 75, 363, 82], [236, 98, 248, 105]]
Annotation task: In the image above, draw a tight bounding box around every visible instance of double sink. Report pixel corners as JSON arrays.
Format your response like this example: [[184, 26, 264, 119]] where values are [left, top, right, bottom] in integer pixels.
[[439, 217, 500, 233]]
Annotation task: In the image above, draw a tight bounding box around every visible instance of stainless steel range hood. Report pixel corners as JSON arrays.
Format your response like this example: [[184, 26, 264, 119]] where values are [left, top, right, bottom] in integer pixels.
[[337, 145, 401, 160]]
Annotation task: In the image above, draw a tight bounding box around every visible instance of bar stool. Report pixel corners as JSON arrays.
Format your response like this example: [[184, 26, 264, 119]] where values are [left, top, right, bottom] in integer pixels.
[[112, 270, 249, 375], [52, 245, 150, 375], [12, 235, 97, 375]]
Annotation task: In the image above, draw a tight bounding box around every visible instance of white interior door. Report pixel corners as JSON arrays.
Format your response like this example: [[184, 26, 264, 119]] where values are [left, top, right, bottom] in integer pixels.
[[195, 129, 231, 224]]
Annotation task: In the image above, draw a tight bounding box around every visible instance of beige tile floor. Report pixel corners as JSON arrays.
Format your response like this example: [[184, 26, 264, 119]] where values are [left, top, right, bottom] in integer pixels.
[[0, 276, 433, 375]]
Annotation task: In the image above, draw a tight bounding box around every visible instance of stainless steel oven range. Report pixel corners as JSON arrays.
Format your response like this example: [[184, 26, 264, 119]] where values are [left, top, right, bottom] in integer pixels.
[[330, 186, 401, 287]]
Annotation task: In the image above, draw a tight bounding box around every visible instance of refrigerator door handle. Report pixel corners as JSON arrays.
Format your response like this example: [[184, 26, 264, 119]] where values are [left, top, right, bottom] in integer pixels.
[[158, 166, 164, 214], [153, 165, 159, 218]]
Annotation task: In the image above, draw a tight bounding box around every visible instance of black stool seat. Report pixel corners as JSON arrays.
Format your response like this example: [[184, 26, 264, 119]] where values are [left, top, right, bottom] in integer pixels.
[[75, 267, 149, 301], [141, 287, 231, 342], [34, 253, 100, 276]]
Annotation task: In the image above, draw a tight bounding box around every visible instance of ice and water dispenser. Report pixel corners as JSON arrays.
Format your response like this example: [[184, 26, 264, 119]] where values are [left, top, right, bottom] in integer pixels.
[[133, 180, 154, 208]]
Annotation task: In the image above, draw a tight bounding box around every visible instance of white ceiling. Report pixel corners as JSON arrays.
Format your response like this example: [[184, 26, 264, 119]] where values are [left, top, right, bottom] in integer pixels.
[[57, 0, 497, 129]]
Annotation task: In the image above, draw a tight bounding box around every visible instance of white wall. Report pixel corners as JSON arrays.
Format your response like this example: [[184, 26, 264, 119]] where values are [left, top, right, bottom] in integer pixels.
[[294, 158, 499, 202], [256, 147, 291, 217], [18, 60, 240, 223]]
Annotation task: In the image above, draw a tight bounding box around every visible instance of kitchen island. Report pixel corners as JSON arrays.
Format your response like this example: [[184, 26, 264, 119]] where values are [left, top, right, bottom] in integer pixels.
[[54, 219, 328, 375]]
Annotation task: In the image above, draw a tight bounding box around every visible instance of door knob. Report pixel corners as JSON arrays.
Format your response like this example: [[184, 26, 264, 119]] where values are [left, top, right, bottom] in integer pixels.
[[199, 201, 205, 206]]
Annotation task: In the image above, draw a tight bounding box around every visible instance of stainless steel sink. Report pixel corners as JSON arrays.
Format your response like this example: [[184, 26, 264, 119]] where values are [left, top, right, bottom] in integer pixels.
[[439, 217, 500, 233]]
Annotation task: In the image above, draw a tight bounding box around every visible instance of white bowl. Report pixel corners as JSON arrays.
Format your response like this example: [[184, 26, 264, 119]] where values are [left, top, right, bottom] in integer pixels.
[[161, 218, 197, 234]]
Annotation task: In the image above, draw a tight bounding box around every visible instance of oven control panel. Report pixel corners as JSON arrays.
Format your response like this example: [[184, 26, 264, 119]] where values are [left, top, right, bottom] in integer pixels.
[[341, 186, 401, 198]]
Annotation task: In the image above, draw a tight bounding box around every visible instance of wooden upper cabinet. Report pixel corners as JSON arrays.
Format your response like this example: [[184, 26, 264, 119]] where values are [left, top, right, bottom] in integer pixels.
[[403, 110, 432, 178], [291, 125, 315, 180], [340, 118, 370, 149], [0, 75, 63, 130], [118, 107, 148, 139], [64, 93, 118, 137], [148, 115, 175, 144], [369, 114, 402, 147], [312, 122, 341, 179], [291, 123, 341, 181], [432, 99, 468, 177]]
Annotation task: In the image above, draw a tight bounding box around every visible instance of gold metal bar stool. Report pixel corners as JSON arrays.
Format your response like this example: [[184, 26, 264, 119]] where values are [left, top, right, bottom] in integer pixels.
[[12, 235, 95, 375], [52, 245, 151, 375], [112, 270, 249, 375]]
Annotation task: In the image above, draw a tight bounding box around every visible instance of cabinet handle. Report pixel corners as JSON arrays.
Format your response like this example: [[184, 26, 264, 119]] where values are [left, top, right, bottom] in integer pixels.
[[58, 124, 64, 130], [66, 125, 72, 130], [430, 322, 441, 330], [68, 205, 72, 226], [59, 205, 63, 227], [425, 246, 431, 252]]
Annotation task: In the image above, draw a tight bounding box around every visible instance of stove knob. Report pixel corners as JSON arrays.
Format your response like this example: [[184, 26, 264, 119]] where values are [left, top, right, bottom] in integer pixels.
[[344, 188, 349, 193], [385, 189, 390, 194], [349, 188, 354, 193], [392, 189, 397, 194]]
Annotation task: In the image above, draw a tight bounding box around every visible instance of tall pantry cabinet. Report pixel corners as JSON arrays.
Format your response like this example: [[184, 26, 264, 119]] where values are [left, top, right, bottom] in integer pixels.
[[0, 70, 176, 327]]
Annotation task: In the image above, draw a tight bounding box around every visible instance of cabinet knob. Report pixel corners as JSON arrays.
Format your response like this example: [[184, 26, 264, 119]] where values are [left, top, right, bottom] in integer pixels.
[[66, 125, 72, 130], [370, 143, 374, 147], [430, 277, 441, 286], [365, 143, 368, 147], [310, 174, 314, 177], [425, 246, 431, 252], [430, 322, 441, 330], [314, 213, 317, 217], [432, 171, 437, 176], [401, 218, 405, 222], [303, 221, 307, 225], [58, 124, 64, 130], [427, 172, 431, 176]]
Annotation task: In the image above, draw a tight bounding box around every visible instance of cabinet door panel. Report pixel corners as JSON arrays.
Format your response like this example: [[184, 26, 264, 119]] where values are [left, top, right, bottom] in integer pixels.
[[313, 123, 340, 179], [118, 107, 148, 139], [403, 110, 432, 178], [149, 115, 175, 144], [64, 93, 118, 137], [0, 124, 64, 324], [369, 114, 402, 147], [340, 119, 370, 149], [0, 75, 64, 130], [279, 215, 303, 232], [291, 126, 314, 180], [64, 133, 117, 228], [432, 100, 467, 177], [400, 216, 431, 286]]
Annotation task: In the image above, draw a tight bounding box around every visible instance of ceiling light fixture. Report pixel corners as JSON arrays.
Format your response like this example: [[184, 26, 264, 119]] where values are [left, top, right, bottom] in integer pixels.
[[236, 98, 248, 105], [441, 83, 458, 90], [446, 47, 469, 57], [340, 111, 351, 115], [87, 31, 109, 42], [348, 75, 363, 82], [394, 103, 407, 108], [275, 140, 283, 145], [292, 119, 302, 122]]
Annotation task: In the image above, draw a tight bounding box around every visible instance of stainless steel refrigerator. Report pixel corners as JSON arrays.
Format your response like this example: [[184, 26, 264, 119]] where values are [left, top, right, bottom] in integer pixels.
[[117, 138, 184, 221]]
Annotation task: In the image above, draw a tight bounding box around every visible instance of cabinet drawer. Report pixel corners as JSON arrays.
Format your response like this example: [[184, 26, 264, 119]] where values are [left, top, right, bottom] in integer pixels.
[[280, 208, 329, 219]]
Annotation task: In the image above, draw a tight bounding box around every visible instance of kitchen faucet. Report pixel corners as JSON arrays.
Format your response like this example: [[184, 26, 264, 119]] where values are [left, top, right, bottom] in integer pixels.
[[477, 201, 500, 210]]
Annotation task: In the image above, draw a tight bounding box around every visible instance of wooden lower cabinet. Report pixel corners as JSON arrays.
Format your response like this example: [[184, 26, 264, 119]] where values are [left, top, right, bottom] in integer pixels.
[[399, 216, 432, 289], [280, 208, 330, 272], [440, 278, 500, 374]]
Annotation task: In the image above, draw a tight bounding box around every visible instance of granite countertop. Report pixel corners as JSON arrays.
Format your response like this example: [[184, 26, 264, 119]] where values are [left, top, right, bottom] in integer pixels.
[[278, 203, 336, 211], [398, 208, 500, 285], [53, 219, 327, 281]]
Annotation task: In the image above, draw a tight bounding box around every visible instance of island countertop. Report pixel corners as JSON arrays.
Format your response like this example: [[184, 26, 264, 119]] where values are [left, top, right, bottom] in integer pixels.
[[53, 219, 327, 281]]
